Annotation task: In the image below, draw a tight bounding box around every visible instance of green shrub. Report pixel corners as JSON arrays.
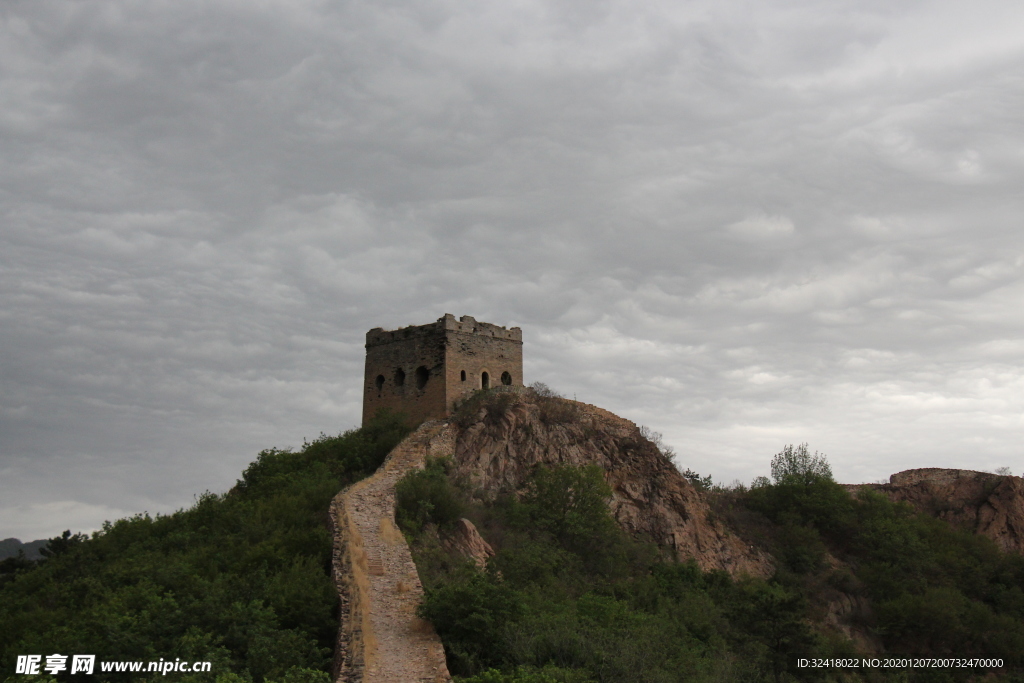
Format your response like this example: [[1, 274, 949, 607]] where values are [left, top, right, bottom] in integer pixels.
[[420, 568, 524, 675], [746, 477, 854, 536], [776, 519, 826, 574], [395, 457, 465, 534], [520, 465, 618, 560], [453, 390, 522, 428], [731, 582, 818, 682], [681, 468, 713, 491], [456, 665, 594, 683], [414, 464, 803, 683]]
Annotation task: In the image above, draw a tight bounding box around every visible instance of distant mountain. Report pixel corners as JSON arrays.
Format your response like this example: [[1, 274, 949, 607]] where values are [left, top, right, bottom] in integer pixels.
[[0, 537, 47, 560]]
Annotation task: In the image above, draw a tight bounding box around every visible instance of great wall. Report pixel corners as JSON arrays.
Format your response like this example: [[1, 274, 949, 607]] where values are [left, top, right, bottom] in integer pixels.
[[329, 421, 455, 683]]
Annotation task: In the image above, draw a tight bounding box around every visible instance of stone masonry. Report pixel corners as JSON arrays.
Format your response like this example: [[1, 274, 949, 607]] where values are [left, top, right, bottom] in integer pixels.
[[362, 314, 523, 426]]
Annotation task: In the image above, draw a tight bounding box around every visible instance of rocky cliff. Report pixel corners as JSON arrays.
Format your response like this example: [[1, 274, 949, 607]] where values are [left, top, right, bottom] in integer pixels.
[[849, 468, 1024, 553], [450, 391, 773, 577]]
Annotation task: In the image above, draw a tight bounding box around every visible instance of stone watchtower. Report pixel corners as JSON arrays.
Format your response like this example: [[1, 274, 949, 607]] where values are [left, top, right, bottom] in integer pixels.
[[362, 314, 523, 426]]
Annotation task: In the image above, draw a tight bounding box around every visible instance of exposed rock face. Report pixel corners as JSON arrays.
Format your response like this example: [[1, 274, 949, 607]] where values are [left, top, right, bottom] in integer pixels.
[[442, 518, 495, 569], [451, 394, 773, 577], [852, 468, 1024, 553]]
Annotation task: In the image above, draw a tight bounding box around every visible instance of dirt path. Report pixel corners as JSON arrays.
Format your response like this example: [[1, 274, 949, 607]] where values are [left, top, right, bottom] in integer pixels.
[[331, 421, 455, 683]]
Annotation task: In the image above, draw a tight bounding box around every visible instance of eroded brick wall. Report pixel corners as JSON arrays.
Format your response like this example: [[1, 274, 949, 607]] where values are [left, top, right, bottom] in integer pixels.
[[443, 329, 523, 413], [363, 326, 448, 426]]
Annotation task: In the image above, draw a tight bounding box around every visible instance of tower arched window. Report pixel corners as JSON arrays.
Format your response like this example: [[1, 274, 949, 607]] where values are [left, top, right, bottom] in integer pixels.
[[481, 372, 490, 390], [394, 368, 406, 387], [375, 375, 385, 391], [415, 366, 429, 390], [501, 371, 512, 386]]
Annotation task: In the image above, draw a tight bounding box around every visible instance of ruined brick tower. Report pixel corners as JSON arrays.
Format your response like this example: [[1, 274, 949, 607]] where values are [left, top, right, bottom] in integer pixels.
[[362, 314, 523, 426]]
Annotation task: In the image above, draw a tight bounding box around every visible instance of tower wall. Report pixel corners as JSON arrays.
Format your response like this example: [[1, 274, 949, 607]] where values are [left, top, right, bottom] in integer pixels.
[[441, 316, 523, 414], [363, 322, 448, 426], [362, 314, 523, 426]]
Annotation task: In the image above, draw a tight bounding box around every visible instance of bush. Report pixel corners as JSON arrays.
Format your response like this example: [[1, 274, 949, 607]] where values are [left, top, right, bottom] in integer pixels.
[[528, 384, 583, 426], [520, 465, 618, 560], [746, 477, 854, 536], [453, 390, 522, 428], [776, 519, 826, 574], [732, 582, 818, 682], [413, 460, 846, 683], [639, 426, 677, 464], [681, 468, 712, 491], [528, 382, 559, 398], [395, 457, 465, 535], [420, 568, 524, 675], [38, 530, 87, 559]]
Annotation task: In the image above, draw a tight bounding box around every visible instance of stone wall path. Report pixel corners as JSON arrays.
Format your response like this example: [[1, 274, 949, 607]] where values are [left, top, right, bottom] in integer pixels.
[[330, 421, 455, 683]]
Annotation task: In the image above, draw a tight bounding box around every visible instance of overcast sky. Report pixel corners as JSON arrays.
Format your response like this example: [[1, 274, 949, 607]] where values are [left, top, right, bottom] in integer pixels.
[[3, 0, 1024, 541]]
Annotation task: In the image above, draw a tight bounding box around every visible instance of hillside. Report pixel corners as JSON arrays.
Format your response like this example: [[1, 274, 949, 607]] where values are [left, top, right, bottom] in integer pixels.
[[0, 413, 412, 683], [4, 388, 1024, 683], [0, 538, 46, 561], [394, 389, 1024, 682]]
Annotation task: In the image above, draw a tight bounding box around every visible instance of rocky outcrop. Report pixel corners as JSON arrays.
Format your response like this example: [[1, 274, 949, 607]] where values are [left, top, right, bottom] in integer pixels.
[[851, 468, 1024, 554], [330, 422, 454, 683], [441, 518, 495, 569], [451, 394, 773, 577]]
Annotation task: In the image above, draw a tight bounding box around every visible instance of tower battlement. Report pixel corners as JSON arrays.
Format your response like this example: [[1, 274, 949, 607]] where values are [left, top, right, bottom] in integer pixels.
[[362, 314, 523, 425], [366, 314, 521, 347]]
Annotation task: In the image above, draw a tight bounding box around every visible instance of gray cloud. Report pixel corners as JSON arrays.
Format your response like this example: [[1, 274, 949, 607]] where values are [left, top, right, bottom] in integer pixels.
[[2, 0, 1024, 539]]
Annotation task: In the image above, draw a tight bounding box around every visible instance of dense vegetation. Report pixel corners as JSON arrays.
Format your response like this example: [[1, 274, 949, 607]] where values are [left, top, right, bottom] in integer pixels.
[[402, 458, 822, 683], [397, 414, 1024, 683], [740, 447, 1024, 673], [0, 412, 411, 683]]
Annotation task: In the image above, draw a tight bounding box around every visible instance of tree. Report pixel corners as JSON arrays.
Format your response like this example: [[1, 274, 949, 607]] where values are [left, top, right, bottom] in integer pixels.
[[770, 444, 832, 486], [39, 529, 86, 559], [639, 426, 677, 464], [737, 582, 817, 683], [523, 465, 617, 556], [681, 468, 712, 491]]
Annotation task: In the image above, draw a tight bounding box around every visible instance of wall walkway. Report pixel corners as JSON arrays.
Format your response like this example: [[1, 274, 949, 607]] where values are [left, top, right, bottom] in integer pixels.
[[329, 421, 455, 683]]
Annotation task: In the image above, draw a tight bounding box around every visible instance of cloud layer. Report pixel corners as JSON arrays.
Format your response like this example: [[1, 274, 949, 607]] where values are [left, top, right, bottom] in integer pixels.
[[2, 0, 1024, 539]]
